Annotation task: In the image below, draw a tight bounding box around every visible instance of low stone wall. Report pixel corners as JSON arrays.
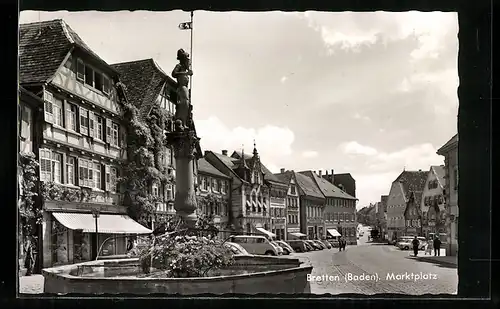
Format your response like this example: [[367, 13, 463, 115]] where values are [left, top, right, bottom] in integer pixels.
[[43, 256, 312, 295]]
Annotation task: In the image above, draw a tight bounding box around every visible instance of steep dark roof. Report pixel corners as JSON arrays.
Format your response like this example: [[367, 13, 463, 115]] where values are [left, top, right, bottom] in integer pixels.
[[294, 171, 325, 200], [231, 151, 283, 183], [19, 19, 116, 84], [395, 170, 429, 201], [437, 134, 458, 154], [431, 165, 446, 188], [333, 173, 354, 180], [198, 158, 230, 179], [273, 171, 293, 185], [299, 171, 356, 200], [111, 59, 177, 118]]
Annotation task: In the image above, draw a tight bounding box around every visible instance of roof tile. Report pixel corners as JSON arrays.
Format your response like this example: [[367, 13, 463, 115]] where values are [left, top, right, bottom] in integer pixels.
[[299, 171, 356, 200], [198, 157, 230, 179]]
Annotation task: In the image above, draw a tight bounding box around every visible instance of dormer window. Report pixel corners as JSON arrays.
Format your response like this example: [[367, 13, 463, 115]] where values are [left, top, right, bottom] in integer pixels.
[[76, 58, 113, 96]]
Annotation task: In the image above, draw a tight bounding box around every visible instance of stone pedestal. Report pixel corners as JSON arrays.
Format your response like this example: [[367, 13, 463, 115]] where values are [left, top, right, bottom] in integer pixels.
[[167, 130, 199, 228]]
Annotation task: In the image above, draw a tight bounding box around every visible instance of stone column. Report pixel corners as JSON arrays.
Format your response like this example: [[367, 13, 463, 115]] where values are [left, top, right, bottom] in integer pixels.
[[168, 130, 199, 227]]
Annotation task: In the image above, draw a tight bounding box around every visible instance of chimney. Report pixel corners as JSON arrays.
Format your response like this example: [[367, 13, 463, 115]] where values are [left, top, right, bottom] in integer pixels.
[[318, 170, 322, 177], [221, 150, 228, 156], [280, 168, 285, 173]]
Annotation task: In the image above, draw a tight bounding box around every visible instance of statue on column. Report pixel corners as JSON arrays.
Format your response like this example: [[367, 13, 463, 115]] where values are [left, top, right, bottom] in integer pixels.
[[171, 49, 193, 132]]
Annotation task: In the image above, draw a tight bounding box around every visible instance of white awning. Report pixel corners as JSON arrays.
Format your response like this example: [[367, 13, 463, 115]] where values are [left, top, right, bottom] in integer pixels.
[[255, 227, 276, 238], [327, 229, 341, 237], [246, 200, 252, 207], [52, 212, 152, 234], [289, 232, 307, 237]]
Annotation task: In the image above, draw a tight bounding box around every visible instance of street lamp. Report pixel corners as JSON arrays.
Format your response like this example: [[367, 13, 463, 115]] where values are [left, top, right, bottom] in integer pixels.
[[91, 209, 100, 260]]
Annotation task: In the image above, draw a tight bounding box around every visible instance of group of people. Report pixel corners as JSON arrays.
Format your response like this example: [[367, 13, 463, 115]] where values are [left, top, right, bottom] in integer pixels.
[[412, 236, 442, 257]]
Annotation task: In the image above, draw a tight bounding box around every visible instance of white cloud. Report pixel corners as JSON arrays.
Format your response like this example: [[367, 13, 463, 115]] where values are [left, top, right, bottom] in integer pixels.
[[320, 26, 378, 53], [280, 76, 288, 83], [302, 150, 319, 158], [368, 143, 443, 172], [354, 171, 401, 208], [353, 113, 371, 121], [196, 116, 295, 171], [340, 141, 378, 156]]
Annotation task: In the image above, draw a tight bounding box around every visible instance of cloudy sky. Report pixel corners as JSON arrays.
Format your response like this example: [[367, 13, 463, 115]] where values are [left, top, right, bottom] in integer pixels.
[[20, 10, 459, 209]]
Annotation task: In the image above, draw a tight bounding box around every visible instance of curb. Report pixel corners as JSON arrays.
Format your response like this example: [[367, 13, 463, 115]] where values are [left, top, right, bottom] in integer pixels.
[[407, 256, 457, 267]]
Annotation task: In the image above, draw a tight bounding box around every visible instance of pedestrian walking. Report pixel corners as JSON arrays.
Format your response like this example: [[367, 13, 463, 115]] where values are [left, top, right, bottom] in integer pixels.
[[24, 236, 34, 276], [424, 237, 433, 255], [341, 238, 346, 251], [412, 236, 419, 257], [433, 236, 442, 256]]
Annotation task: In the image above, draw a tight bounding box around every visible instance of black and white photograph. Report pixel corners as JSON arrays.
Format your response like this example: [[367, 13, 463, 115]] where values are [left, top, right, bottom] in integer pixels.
[[17, 9, 462, 296]]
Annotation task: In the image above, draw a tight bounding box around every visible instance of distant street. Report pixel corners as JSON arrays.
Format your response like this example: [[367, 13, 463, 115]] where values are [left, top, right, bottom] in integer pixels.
[[289, 229, 458, 295]]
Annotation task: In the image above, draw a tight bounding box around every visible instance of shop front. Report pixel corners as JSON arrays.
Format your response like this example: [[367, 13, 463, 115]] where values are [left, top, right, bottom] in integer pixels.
[[42, 202, 152, 267]]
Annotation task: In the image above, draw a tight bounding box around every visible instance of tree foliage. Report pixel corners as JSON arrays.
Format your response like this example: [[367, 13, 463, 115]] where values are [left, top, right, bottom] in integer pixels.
[[18, 152, 42, 238], [138, 234, 235, 278], [120, 102, 175, 226]]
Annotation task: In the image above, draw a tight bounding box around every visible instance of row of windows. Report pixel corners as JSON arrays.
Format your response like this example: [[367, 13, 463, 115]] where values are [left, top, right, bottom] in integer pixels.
[[199, 176, 228, 194], [389, 216, 405, 221], [428, 179, 440, 190], [326, 198, 355, 207], [325, 212, 356, 222], [423, 211, 446, 220], [73, 57, 112, 96], [271, 207, 285, 218], [245, 194, 267, 214], [270, 189, 287, 198], [44, 91, 120, 147], [151, 182, 175, 202], [406, 219, 421, 228], [288, 214, 299, 224], [39, 148, 118, 192], [307, 206, 323, 219], [424, 195, 444, 206], [287, 197, 298, 208], [407, 208, 419, 216], [200, 200, 227, 217]]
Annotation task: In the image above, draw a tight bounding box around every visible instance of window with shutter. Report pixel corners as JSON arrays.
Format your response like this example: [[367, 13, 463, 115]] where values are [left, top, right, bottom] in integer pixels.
[[106, 118, 112, 143], [110, 168, 117, 193], [44, 91, 54, 124], [39, 149, 52, 182], [79, 107, 89, 135], [89, 111, 95, 137], [66, 103, 77, 131], [111, 122, 119, 147], [105, 165, 111, 191], [93, 162, 101, 189]]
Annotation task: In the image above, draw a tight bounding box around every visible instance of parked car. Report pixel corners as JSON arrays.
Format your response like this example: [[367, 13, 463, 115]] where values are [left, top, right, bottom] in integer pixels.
[[313, 240, 328, 249], [229, 235, 279, 256], [224, 242, 251, 256], [397, 236, 426, 250], [270, 241, 284, 255], [306, 240, 323, 250], [275, 240, 294, 255], [327, 239, 340, 248], [303, 241, 314, 251], [319, 240, 332, 249], [286, 240, 308, 252]]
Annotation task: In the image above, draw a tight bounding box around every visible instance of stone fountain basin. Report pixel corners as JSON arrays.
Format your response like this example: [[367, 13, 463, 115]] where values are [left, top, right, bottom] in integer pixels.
[[42, 255, 313, 295]]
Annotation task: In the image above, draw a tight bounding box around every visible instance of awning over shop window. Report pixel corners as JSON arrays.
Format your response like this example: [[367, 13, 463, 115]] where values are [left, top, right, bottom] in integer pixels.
[[52, 212, 152, 234], [289, 232, 307, 237], [246, 200, 252, 207], [327, 229, 341, 237], [255, 227, 276, 238]]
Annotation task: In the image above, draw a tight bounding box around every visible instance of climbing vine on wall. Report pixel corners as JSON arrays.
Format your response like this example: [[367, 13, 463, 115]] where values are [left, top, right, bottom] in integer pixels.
[[18, 152, 42, 238], [120, 101, 175, 226]]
